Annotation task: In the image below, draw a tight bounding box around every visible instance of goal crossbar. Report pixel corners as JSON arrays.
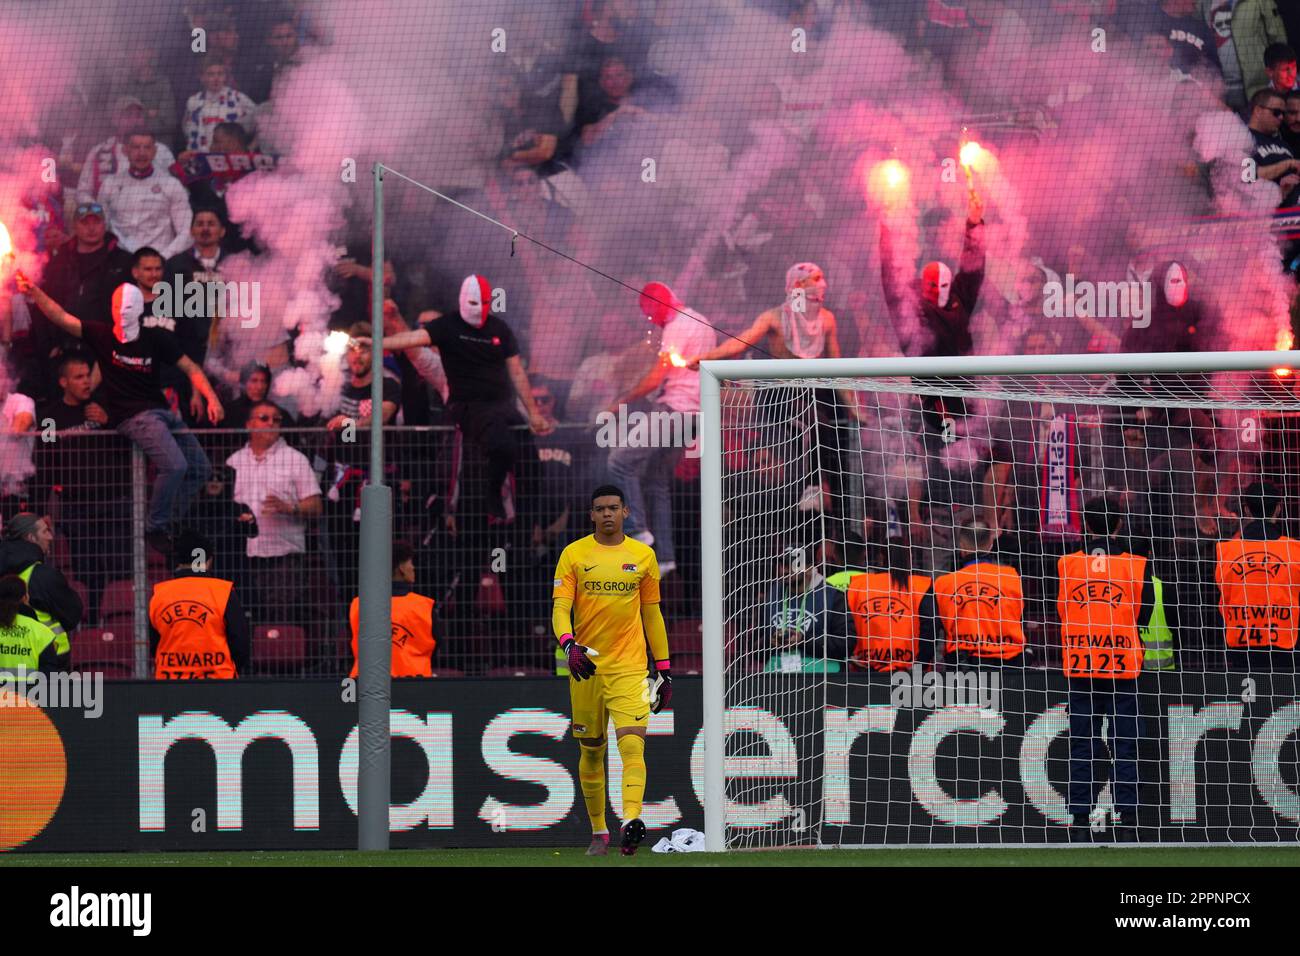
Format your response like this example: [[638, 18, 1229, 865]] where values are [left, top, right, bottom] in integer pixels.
[[699, 350, 1300, 852], [700, 349, 1300, 383]]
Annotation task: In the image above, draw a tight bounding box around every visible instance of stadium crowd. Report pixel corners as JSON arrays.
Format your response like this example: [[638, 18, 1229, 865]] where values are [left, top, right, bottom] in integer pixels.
[[0, 0, 1299, 679]]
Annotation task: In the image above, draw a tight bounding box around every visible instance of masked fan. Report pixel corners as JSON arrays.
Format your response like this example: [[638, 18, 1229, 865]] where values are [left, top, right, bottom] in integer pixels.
[[16, 256, 224, 556], [881, 190, 986, 360], [601, 281, 716, 577], [373, 274, 554, 552], [687, 262, 866, 501], [880, 191, 986, 434]]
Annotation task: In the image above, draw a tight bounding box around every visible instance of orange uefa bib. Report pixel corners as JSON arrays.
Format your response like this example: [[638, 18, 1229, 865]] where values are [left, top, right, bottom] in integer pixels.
[[1216, 538, 1300, 650], [846, 572, 931, 671], [1056, 552, 1145, 679], [150, 576, 237, 679], [933, 563, 1025, 660], [350, 592, 437, 677]]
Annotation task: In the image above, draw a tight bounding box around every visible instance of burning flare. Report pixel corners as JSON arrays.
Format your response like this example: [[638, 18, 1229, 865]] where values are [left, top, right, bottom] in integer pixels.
[[1273, 328, 1294, 377], [324, 330, 352, 357], [866, 159, 911, 209], [959, 140, 985, 170], [959, 139, 988, 200]]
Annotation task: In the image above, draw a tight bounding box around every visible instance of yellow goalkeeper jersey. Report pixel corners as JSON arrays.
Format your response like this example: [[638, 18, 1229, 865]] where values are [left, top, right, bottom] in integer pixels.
[[553, 534, 660, 674]]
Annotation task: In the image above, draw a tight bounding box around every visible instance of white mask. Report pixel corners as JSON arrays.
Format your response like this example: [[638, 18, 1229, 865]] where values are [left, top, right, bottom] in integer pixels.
[[781, 262, 828, 359], [1164, 263, 1188, 309], [459, 274, 490, 327], [786, 262, 827, 307], [922, 261, 953, 308], [111, 282, 145, 343]]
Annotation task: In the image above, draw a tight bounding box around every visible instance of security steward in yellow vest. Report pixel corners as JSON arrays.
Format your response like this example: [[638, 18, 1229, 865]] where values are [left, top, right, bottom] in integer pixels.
[[922, 522, 1025, 668], [1215, 480, 1300, 673], [0, 513, 83, 658], [1054, 497, 1156, 843], [0, 574, 68, 679], [149, 529, 249, 679], [350, 540, 437, 678]]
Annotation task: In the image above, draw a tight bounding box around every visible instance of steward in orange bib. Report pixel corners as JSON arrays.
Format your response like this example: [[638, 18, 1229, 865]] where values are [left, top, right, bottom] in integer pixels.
[[925, 522, 1024, 667], [846, 542, 932, 672], [149, 529, 249, 679], [1055, 497, 1155, 843], [350, 540, 437, 678], [1215, 481, 1300, 673]]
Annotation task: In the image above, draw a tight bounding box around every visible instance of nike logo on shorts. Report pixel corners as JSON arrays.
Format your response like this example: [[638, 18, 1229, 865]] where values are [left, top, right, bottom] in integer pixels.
[[635, 713, 648, 721]]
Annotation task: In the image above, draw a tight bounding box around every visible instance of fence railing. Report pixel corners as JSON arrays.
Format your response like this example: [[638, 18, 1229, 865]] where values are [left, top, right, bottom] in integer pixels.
[[16, 422, 704, 679], [21, 399, 1296, 680]]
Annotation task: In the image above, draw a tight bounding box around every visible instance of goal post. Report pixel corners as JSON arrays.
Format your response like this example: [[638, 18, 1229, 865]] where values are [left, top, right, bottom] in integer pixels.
[[700, 350, 1300, 852]]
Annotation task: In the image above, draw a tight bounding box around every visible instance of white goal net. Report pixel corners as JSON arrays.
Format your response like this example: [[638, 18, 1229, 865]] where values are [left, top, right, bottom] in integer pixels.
[[700, 351, 1300, 850]]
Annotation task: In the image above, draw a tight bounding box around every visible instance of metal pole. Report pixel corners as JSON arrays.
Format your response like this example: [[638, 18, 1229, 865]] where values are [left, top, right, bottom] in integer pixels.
[[700, 368, 726, 851], [131, 445, 149, 678], [358, 162, 392, 850]]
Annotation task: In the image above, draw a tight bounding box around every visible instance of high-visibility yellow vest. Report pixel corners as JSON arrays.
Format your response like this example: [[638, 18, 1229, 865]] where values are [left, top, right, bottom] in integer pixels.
[[0, 613, 59, 680], [17, 563, 69, 656], [1140, 575, 1175, 671]]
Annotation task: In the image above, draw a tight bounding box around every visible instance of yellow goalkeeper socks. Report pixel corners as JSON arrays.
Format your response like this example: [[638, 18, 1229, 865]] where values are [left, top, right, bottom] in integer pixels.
[[617, 733, 646, 821], [578, 743, 607, 835]]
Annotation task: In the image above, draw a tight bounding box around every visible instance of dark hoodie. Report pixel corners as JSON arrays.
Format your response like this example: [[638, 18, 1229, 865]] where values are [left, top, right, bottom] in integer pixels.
[[1120, 260, 1212, 401], [43, 232, 132, 319], [880, 217, 986, 358], [0, 538, 84, 636], [1121, 259, 1208, 355]]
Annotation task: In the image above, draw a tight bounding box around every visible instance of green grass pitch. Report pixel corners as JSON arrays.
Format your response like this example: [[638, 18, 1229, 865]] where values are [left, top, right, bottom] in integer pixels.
[[3, 847, 1298, 867]]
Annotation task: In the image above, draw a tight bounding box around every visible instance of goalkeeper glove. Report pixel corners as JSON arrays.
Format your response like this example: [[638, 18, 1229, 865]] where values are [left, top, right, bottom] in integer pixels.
[[561, 636, 598, 680], [650, 664, 673, 713]]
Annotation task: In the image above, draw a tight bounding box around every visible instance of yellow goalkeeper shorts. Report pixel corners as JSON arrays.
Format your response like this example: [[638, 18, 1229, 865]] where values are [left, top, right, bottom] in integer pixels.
[[570, 670, 652, 738]]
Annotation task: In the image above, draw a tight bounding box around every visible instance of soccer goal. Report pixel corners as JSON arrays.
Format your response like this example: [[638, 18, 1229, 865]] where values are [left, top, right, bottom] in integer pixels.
[[699, 350, 1300, 851]]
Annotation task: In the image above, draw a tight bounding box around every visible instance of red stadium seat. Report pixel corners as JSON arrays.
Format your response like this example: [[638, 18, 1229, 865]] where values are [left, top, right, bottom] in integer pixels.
[[485, 666, 554, 678], [67, 579, 89, 616], [99, 579, 136, 624], [91, 661, 136, 680], [99, 613, 135, 638], [675, 653, 703, 675], [670, 619, 703, 655], [252, 624, 307, 672], [71, 626, 137, 677]]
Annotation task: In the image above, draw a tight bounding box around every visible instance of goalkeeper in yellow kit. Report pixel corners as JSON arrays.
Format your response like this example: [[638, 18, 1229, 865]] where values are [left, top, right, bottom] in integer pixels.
[[552, 484, 672, 856]]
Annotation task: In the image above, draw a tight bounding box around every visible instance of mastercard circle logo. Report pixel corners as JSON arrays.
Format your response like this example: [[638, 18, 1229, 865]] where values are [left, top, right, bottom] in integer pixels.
[[0, 690, 67, 851]]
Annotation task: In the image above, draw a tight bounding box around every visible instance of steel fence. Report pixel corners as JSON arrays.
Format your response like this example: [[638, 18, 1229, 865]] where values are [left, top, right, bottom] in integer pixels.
[[18, 422, 704, 679], [19, 403, 1297, 680]]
